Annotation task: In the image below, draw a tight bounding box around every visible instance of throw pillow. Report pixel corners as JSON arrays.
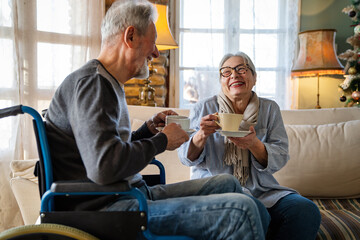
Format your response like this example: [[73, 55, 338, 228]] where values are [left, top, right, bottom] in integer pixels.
[[273, 120, 360, 198]]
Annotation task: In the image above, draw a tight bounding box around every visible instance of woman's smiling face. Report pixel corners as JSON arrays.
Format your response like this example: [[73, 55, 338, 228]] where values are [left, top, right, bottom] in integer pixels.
[[220, 56, 256, 101]]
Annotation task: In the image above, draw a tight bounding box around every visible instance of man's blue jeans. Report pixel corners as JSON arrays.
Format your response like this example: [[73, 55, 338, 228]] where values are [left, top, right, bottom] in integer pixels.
[[106, 174, 270, 240]]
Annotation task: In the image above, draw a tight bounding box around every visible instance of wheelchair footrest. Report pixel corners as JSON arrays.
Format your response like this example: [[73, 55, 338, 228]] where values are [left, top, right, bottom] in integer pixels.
[[41, 211, 147, 240]]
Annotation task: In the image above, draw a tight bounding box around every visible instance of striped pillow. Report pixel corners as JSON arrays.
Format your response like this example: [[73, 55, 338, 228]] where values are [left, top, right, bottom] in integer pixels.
[[312, 198, 360, 240]]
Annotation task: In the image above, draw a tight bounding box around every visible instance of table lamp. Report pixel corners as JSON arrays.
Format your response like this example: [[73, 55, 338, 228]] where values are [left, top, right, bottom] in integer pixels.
[[291, 29, 344, 109], [138, 1, 178, 106]]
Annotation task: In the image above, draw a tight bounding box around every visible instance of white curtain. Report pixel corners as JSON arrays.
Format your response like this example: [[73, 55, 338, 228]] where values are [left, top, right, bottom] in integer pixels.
[[0, 0, 104, 230], [178, 0, 300, 110]]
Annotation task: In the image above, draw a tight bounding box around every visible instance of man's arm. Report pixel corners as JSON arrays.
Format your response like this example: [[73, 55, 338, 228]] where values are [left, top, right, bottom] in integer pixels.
[[69, 76, 167, 185]]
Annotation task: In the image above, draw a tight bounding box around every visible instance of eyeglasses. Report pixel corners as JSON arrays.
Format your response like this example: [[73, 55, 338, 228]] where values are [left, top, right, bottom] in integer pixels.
[[219, 64, 251, 77]]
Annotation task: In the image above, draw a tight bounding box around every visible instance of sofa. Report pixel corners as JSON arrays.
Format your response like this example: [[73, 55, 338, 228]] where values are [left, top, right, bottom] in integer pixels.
[[1, 105, 359, 240]]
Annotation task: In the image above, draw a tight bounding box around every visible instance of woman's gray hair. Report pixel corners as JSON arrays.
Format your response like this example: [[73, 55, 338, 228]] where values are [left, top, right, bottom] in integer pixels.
[[101, 0, 157, 46], [218, 51, 257, 78]]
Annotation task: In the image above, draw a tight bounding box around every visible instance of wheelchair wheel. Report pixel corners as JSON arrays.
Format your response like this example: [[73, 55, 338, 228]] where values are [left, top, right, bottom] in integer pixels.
[[0, 223, 99, 240]]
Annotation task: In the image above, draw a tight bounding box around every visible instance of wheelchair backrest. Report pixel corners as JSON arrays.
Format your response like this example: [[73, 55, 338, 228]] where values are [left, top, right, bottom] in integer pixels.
[[0, 105, 54, 197]]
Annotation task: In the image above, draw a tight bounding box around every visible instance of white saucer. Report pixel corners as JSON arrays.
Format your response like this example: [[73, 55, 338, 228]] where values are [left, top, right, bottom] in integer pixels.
[[156, 127, 196, 134], [185, 129, 196, 134], [215, 129, 251, 137], [156, 127, 164, 131]]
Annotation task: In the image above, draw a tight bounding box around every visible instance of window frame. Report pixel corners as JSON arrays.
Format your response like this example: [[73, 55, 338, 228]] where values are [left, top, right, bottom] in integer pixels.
[[170, 0, 300, 109], [0, 0, 101, 159]]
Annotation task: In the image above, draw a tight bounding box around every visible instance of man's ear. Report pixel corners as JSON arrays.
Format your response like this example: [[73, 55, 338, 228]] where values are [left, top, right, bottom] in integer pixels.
[[124, 26, 135, 48]]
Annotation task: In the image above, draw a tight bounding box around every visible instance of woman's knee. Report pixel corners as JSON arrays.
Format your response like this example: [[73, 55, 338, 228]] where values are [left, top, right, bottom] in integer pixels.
[[283, 195, 321, 226], [268, 195, 321, 239], [298, 198, 321, 226]]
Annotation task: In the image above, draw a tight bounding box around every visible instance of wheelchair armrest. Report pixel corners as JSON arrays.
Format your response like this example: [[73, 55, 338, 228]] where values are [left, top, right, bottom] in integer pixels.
[[50, 180, 131, 193], [41, 180, 147, 213]]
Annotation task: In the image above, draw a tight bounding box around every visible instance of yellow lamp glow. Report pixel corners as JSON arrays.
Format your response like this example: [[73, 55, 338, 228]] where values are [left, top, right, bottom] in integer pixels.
[[291, 29, 344, 109], [138, 2, 178, 107], [154, 3, 178, 51]]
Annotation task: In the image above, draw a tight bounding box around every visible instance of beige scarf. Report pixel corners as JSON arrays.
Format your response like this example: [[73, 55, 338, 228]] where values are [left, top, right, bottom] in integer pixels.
[[217, 91, 259, 185]]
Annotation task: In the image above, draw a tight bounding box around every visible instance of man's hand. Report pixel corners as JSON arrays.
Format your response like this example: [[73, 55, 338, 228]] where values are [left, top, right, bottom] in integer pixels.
[[161, 123, 189, 150], [146, 110, 178, 134]]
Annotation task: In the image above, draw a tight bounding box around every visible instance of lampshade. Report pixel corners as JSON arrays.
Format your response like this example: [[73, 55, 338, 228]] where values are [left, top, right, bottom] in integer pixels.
[[291, 29, 344, 76], [154, 3, 178, 51], [291, 29, 344, 109]]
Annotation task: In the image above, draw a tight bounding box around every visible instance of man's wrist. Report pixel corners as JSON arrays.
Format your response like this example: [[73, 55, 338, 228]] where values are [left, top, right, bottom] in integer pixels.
[[146, 120, 158, 134]]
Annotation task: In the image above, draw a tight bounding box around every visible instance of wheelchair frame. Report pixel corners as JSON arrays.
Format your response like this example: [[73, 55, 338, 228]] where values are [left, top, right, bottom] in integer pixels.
[[0, 105, 192, 240]]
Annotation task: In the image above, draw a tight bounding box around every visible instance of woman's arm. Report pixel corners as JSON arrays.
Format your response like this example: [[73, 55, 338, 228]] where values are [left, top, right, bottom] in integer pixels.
[[178, 97, 220, 165], [187, 114, 219, 160], [252, 101, 289, 173]]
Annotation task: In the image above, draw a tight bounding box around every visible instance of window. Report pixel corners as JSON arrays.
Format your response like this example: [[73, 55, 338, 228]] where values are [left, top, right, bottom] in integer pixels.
[[0, 0, 103, 160], [177, 0, 299, 109]]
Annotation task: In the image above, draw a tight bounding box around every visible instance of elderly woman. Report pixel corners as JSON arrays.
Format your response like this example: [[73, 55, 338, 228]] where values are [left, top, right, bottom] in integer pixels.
[[178, 52, 321, 240]]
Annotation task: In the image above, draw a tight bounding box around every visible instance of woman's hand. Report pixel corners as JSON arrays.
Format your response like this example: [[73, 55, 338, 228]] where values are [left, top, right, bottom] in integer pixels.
[[227, 126, 257, 149], [228, 126, 268, 167], [198, 113, 220, 138], [188, 113, 219, 161]]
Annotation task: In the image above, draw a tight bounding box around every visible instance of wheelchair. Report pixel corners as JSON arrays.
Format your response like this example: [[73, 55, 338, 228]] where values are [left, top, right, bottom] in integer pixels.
[[0, 105, 193, 240]]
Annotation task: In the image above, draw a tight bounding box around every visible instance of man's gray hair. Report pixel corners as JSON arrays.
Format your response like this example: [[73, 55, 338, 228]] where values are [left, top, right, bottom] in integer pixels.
[[218, 52, 257, 78], [101, 0, 157, 46]]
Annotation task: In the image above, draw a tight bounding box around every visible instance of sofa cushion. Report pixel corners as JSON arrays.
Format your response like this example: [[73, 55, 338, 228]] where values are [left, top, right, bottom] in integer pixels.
[[131, 118, 191, 184], [0, 159, 24, 231], [10, 177, 40, 225], [131, 118, 146, 132], [127, 105, 190, 122], [281, 107, 360, 125], [9, 159, 40, 225], [10, 159, 38, 184], [312, 198, 360, 240], [274, 120, 360, 198]]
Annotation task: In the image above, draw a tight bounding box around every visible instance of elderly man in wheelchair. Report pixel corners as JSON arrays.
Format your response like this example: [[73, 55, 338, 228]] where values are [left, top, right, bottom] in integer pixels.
[[0, 1, 270, 239]]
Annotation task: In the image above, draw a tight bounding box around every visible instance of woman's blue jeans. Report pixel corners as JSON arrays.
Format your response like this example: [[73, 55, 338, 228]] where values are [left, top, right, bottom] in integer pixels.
[[266, 193, 321, 240], [106, 174, 270, 240]]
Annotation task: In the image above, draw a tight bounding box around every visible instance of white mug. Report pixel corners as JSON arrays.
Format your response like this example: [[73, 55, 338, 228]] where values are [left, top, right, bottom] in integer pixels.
[[165, 115, 190, 131]]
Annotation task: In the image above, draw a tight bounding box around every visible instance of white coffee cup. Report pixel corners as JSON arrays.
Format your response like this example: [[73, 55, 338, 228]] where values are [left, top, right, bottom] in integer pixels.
[[215, 113, 243, 131], [166, 115, 190, 131]]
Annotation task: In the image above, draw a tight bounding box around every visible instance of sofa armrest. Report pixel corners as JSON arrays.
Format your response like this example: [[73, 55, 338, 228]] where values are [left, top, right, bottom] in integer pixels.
[[10, 177, 40, 225]]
